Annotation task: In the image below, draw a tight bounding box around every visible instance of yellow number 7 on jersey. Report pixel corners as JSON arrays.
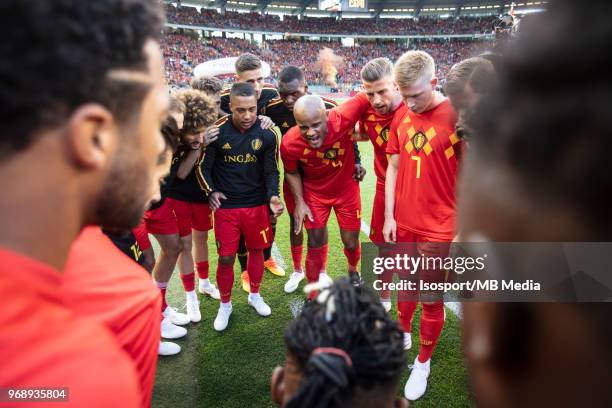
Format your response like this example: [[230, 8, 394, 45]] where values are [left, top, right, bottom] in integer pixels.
[[411, 155, 421, 179]]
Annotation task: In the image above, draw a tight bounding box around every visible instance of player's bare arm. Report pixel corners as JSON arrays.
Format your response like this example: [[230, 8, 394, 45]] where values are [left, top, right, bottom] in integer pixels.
[[177, 149, 200, 180], [383, 153, 399, 243], [284, 171, 313, 234]]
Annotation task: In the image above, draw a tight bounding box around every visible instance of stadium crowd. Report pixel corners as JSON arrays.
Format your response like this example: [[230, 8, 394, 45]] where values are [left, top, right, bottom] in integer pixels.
[[162, 32, 489, 87], [166, 4, 498, 36]]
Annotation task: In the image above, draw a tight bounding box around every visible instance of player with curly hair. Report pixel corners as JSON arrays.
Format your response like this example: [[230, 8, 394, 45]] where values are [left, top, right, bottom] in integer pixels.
[[151, 89, 219, 331], [271, 278, 408, 408]]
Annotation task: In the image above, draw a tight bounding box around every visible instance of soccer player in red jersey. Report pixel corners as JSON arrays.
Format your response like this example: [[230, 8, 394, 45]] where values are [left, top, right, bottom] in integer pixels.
[[0, 0, 167, 405], [199, 83, 283, 331], [281, 93, 370, 291], [262, 66, 345, 293], [356, 58, 404, 311], [383, 51, 460, 401]]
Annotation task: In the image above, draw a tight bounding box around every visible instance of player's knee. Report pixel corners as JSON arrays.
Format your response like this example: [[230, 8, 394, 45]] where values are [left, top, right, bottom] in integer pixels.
[[344, 240, 359, 251], [219, 255, 235, 265], [181, 238, 193, 253], [307, 234, 324, 248], [162, 239, 182, 258]]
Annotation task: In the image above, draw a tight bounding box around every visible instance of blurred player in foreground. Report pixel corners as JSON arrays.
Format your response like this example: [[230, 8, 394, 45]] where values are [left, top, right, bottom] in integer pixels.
[[271, 278, 408, 408], [0, 0, 166, 405], [460, 1, 612, 405]]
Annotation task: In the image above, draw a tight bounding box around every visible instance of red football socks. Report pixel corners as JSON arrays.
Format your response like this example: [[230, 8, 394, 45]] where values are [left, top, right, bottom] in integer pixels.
[[196, 261, 209, 280], [247, 249, 264, 294], [179, 272, 195, 292], [397, 301, 417, 334], [305, 246, 326, 283], [418, 302, 445, 363], [321, 244, 329, 271], [216, 263, 234, 303], [343, 245, 361, 272], [154, 280, 168, 313], [290, 245, 303, 272]]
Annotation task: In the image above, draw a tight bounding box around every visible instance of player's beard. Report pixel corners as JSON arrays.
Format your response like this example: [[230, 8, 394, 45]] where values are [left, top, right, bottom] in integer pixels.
[[94, 141, 151, 230]]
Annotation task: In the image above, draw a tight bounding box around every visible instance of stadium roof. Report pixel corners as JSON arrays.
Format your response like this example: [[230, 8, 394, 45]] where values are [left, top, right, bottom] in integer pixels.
[[177, 1, 544, 17]]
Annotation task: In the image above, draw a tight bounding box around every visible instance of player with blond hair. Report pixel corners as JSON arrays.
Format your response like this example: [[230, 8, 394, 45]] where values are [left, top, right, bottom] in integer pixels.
[[383, 50, 461, 401]]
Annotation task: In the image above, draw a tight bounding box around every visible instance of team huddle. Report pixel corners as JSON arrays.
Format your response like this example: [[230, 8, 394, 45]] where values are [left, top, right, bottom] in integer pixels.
[[123, 46, 493, 401]]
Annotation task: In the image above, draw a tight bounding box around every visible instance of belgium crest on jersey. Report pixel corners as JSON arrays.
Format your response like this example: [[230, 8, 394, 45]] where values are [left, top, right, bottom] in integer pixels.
[[381, 127, 390, 142], [412, 131, 426, 152], [251, 139, 263, 151], [324, 148, 339, 159]]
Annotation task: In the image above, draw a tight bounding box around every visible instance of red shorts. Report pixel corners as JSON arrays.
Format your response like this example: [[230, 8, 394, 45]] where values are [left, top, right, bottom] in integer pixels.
[[166, 198, 213, 237], [395, 228, 452, 301], [144, 200, 179, 236], [132, 221, 152, 251], [214, 205, 272, 256], [283, 179, 296, 214], [369, 183, 386, 244], [304, 190, 361, 231]]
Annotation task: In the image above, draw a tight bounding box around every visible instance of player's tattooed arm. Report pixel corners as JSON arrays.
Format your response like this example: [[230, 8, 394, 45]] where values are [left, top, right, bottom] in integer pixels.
[[382, 154, 400, 243], [285, 171, 313, 234]]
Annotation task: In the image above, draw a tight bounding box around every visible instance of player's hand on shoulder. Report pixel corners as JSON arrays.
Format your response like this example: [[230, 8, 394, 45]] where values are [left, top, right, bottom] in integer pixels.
[[208, 191, 227, 211], [293, 201, 314, 234], [382, 217, 397, 244], [258, 115, 275, 130], [204, 126, 220, 146], [269, 196, 284, 218], [353, 164, 366, 182]]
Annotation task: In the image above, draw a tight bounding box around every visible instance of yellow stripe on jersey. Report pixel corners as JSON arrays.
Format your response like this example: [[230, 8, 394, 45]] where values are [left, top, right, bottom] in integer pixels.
[[195, 152, 212, 193], [214, 114, 230, 127]]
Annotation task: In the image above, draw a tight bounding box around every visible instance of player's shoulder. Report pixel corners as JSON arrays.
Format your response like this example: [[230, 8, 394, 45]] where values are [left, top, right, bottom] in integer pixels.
[[264, 97, 284, 111], [434, 99, 458, 124], [321, 96, 338, 109], [261, 85, 279, 99], [213, 114, 230, 129]]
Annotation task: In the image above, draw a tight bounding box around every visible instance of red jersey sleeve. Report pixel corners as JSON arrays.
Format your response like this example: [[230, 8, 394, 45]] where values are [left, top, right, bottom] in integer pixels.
[[332, 92, 371, 135], [387, 104, 407, 155], [280, 129, 299, 173]]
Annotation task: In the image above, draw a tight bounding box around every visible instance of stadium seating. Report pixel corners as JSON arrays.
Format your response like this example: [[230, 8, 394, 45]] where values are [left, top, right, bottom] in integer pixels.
[[161, 32, 490, 88], [165, 4, 497, 36]]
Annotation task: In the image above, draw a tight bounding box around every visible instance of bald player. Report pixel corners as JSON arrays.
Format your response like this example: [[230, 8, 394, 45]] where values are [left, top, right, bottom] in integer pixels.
[[281, 94, 370, 292], [263, 66, 365, 293]]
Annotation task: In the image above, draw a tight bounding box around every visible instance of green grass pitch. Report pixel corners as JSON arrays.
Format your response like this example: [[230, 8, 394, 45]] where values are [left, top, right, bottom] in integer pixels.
[[151, 133, 470, 407]]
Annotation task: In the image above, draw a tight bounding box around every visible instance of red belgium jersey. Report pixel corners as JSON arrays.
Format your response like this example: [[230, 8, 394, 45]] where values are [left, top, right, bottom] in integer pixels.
[[0, 247, 140, 408], [358, 102, 405, 189], [63, 227, 161, 408], [281, 93, 370, 200], [387, 100, 460, 240]]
